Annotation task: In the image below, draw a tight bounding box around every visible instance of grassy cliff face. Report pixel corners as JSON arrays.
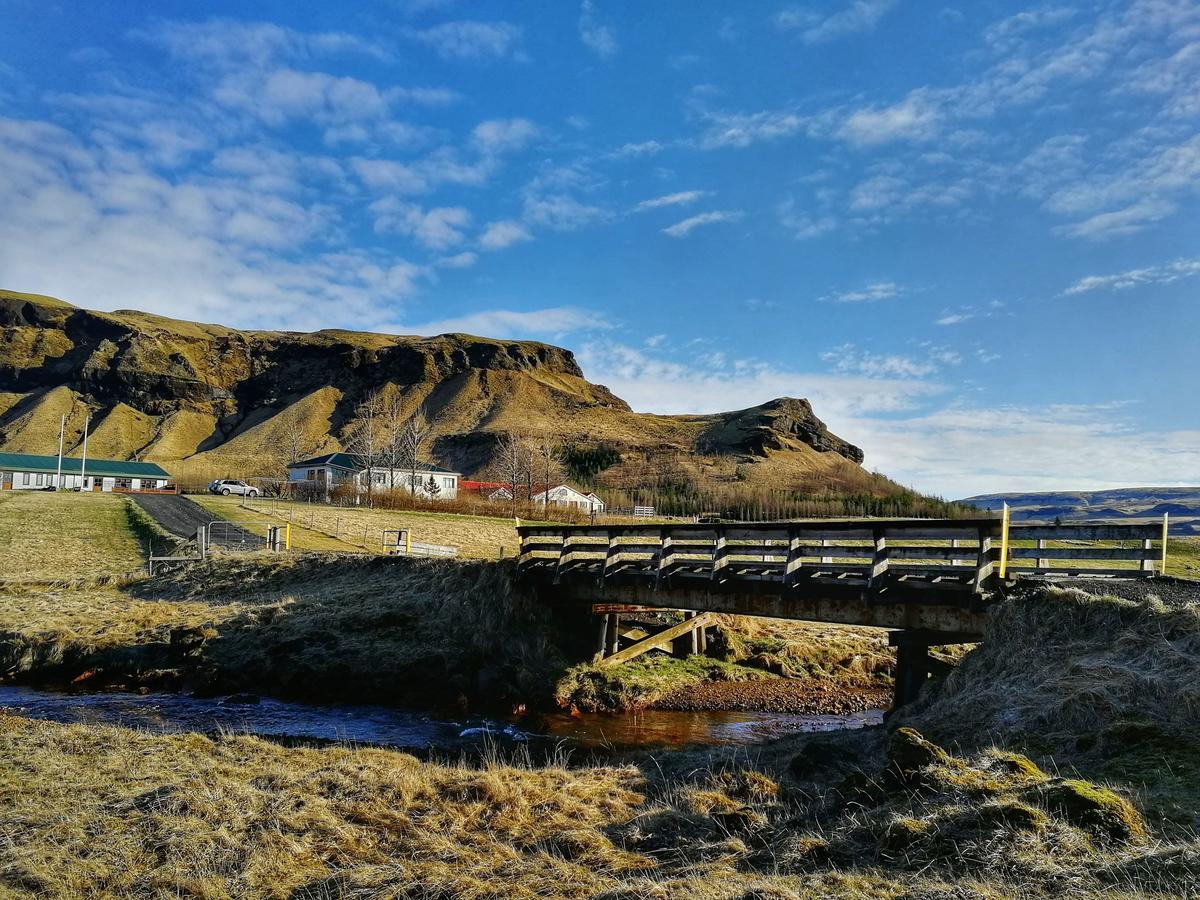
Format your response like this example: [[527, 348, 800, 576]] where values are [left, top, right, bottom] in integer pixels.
[[0, 289, 933, 517]]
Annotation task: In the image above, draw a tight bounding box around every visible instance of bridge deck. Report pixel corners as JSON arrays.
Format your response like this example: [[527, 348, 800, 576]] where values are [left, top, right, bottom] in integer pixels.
[[517, 518, 1167, 638]]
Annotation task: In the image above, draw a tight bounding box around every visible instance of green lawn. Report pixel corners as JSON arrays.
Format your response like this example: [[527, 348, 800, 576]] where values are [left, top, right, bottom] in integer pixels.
[[0, 492, 146, 582]]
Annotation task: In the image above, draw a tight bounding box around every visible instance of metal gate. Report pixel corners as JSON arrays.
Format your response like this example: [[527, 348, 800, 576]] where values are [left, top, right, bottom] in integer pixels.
[[205, 520, 270, 551]]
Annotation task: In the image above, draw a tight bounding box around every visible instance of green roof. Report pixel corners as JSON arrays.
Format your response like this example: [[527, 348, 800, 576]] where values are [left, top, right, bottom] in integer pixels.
[[0, 453, 170, 479], [290, 453, 459, 475]]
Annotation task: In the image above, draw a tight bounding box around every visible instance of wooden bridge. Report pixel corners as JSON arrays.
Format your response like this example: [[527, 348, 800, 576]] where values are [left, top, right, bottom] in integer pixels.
[[516, 516, 1169, 708]]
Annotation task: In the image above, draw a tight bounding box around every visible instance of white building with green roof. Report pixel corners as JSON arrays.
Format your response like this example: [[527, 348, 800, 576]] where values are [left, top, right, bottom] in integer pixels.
[[0, 452, 172, 492]]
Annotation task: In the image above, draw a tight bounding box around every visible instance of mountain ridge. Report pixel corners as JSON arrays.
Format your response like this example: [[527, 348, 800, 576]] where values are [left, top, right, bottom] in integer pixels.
[[1, 288, 927, 514]]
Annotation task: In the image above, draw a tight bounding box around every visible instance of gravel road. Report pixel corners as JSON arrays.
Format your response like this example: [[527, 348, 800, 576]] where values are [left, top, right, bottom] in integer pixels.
[[132, 494, 266, 549]]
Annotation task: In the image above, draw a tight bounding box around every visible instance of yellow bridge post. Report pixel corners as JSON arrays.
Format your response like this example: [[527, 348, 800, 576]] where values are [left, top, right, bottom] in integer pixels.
[[286, 523, 291, 551], [1161, 512, 1169, 574], [998, 502, 1011, 580]]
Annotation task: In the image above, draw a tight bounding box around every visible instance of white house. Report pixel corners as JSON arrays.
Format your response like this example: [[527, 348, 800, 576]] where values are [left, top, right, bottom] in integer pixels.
[[532, 484, 606, 513], [0, 452, 171, 492], [287, 453, 460, 500]]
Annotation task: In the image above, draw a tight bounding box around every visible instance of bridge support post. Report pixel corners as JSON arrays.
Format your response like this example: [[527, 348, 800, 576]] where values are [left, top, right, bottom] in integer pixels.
[[605, 613, 621, 657], [890, 632, 932, 711]]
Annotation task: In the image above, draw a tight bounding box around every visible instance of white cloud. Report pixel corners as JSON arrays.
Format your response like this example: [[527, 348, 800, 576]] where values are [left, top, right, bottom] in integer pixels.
[[578, 340, 1200, 497], [662, 210, 742, 237], [634, 190, 709, 211], [370, 199, 471, 250], [400, 306, 609, 338], [838, 91, 942, 145], [435, 251, 477, 268], [1054, 198, 1177, 240], [775, 0, 898, 44], [609, 140, 664, 158], [470, 117, 539, 154], [479, 219, 532, 250], [578, 1, 619, 58], [523, 194, 607, 231], [0, 117, 430, 331], [403, 20, 525, 62], [822, 344, 941, 378], [698, 109, 806, 149], [1062, 257, 1200, 295], [135, 18, 389, 70], [820, 281, 902, 303]]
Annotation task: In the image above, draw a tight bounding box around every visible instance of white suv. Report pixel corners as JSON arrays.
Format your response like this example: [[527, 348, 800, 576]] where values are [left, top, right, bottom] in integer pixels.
[[208, 479, 259, 497]]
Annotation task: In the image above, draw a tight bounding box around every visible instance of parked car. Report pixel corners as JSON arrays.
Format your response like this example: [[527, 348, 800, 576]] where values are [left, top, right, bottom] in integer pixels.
[[208, 479, 259, 497]]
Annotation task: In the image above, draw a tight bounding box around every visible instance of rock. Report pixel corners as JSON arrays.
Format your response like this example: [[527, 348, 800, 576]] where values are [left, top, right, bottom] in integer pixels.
[[1039, 779, 1146, 842], [888, 727, 951, 779]]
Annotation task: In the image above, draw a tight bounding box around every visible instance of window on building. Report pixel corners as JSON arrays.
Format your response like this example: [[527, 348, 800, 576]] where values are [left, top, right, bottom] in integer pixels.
[[22, 472, 31, 485], [442, 477, 454, 489], [35, 473, 43, 486], [306, 469, 316, 481]]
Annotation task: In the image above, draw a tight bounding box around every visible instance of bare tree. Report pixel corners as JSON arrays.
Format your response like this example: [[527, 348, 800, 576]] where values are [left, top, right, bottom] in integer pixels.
[[492, 431, 530, 518], [536, 433, 564, 508], [345, 390, 387, 507], [397, 409, 430, 497]]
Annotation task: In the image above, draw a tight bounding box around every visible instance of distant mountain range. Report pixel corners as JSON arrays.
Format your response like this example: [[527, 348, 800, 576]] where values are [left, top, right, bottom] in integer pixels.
[[960, 487, 1200, 536]]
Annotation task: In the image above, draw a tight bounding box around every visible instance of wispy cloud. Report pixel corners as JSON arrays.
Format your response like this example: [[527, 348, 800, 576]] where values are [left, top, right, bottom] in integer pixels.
[[1062, 257, 1200, 295], [470, 117, 540, 154], [402, 20, 525, 62], [838, 91, 941, 145], [634, 190, 709, 211], [820, 281, 903, 303], [370, 199, 471, 250], [822, 343, 955, 379], [775, 0, 898, 44], [578, 1, 618, 58], [479, 219, 532, 250], [662, 210, 742, 237], [697, 109, 806, 149], [401, 306, 609, 338]]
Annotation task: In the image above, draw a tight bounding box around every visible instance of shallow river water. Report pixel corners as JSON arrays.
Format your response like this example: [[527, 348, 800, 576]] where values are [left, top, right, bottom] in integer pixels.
[[0, 685, 883, 752]]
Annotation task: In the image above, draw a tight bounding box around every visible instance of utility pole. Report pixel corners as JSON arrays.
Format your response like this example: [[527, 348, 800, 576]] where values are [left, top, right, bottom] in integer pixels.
[[55, 415, 65, 490], [79, 415, 90, 491]]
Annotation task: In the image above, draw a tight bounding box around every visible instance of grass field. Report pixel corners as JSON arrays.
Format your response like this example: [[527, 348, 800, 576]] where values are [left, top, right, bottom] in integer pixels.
[[191, 495, 364, 554], [226, 495, 536, 559], [0, 492, 147, 583]]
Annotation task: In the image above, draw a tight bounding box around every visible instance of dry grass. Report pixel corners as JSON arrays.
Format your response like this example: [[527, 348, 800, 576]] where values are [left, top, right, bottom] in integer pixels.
[[191, 496, 364, 554], [0, 492, 147, 583], [232, 495, 528, 559], [1, 708, 1195, 898]]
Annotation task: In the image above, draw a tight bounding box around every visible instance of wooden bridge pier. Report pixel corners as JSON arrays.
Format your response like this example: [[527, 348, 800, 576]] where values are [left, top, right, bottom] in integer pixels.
[[518, 517, 1169, 710]]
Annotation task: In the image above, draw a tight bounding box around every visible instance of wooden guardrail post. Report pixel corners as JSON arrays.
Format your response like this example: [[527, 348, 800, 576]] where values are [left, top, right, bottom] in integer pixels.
[[655, 527, 671, 590], [867, 528, 888, 589], [1036, 538, 1048, 571], [1161, 512, 1169, 574], [553, 532, 569, 584], [602, 531, 619, 585], [973, 525, 994, 592], [710, 528, 728, 582], [784, 527, 803, 588]]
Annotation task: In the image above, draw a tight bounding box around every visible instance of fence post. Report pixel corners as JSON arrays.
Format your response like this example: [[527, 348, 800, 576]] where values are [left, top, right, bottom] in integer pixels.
[[1161, 513, 1170, 574], [998, 503, 1011, 580]]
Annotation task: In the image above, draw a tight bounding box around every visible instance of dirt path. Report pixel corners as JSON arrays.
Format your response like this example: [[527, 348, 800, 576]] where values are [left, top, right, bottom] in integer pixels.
[[132, 494, 266, 550]]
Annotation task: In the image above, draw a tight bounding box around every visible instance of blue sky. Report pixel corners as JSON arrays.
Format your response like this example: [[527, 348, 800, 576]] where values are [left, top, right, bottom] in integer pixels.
[[1, 0, 1197, 497]]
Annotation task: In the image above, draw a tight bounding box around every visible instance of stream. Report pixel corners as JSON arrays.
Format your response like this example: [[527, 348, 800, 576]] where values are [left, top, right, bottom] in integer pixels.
[[0, 685, 883, 753]]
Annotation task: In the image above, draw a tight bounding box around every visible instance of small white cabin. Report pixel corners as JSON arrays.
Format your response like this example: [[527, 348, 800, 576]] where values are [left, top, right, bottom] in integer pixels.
[[532, 484, 605, 513]]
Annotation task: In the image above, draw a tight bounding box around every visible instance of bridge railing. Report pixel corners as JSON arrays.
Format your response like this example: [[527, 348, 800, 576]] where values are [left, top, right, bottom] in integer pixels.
[[518, 519, 1005, 594], [517, 518, 1167, 595], [1006, 523, 1165, 578]]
